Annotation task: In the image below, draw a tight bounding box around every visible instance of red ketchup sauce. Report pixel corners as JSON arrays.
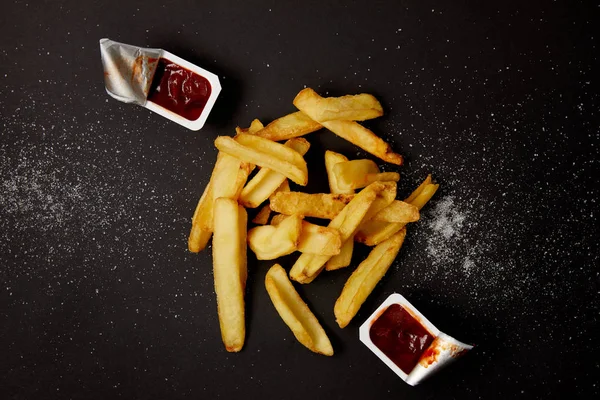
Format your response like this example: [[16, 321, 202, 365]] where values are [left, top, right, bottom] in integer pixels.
[[147, 58, 211, 121], [369, 303, 435, 374]]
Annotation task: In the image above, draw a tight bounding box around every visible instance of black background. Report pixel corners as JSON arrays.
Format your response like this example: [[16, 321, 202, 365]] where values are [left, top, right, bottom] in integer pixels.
[[1, 0, 598, 399]]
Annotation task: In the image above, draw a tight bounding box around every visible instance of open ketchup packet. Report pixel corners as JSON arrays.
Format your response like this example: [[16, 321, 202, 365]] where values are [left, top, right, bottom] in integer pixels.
[[99, 38, 221, 131], [359, 293, 474, 386]]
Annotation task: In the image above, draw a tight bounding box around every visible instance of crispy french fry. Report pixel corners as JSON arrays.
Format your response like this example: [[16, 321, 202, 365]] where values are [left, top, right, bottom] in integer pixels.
[[372, 200, 420, 223], [252, 204, 272, 225], [355, 176, 437, 245], [354, 220, 404, 246], [362, 181, 397, 222], [325, 237, 354, 271], [235, 119, 265, 135], [188, 120, 265, 252], [333, 159, 400, 191], [294, 89, 403, 165], [215, 135, 309, 186], [298, 222, 342, 256], [293, 89, 383, 122], [240, 138, 310, 208], [247, 214, 302, 260], [335, 228, 407, 328], [201, 153, 249, 230], [212, 198, 248, 352], [270, 213, 286, 226], [188, 178, 214, 252], [269, 179, 290, 201], [410, 183, 440, 210], [254, 111, 323, 141], [290, 182, 385, 284], [325, 151, 354, 195], [404, 174, 432, 204], [270, 192, 353, 219], [265, 264, 334, 356]]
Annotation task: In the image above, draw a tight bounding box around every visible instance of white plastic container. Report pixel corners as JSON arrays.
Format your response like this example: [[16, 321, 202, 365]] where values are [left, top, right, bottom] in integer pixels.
[[100, 39, 221, 131], [359, 293, 474, 386]]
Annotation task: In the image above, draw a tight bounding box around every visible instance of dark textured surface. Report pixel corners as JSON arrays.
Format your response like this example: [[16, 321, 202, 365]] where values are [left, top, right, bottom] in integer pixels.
[[1, 1, 598, 399]]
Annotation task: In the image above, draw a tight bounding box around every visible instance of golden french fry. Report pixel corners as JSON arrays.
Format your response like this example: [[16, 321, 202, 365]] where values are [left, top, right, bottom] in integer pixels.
[[361, 181, 397, 222], [354, 220, 404, 246], [212, 198, 248, 352], [253, 111, 323, 141], [269, 179, 290, 201], [293, 89, 383, 122], [270, 213, 287, 226], [298, 221, 342, 256], [201, 153, 249, 231], [270, 192, 353, 219], [215, 135, 308, 186], [265, 264, 334, 356], [239, 138, 310, 208], [325, 151, 354, 195], [333, 159, 400, 191], [404, 174, 432, 204], [410, 183, 440, 210], [290, 182, 385, 283], [188, 177, 214, 252], [188, 120, 265, 252], [293, 89, 403, 165], [372, 200, 420, 223], [335, 228, 407, 328], [247, 214, 302, 260], [355, 176, 437, 245], [324, 120, 403, 165], [252, 204, 272, 225], [235, 119, 265, 135], [325, 237, 354, 271]]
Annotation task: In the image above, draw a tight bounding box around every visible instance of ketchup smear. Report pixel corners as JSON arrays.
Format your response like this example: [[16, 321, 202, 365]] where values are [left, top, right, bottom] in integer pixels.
[[369, 304, 435, 374], [147, 58, 211, 121]]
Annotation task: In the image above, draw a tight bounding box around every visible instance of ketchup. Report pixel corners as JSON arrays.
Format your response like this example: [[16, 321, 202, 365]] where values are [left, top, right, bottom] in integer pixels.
[[147, 58, 211, 121], [369, 304, 435, 374]]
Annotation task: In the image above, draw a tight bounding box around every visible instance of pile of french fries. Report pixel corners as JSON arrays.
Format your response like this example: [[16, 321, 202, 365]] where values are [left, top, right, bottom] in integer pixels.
[[188, 88, 439, 355]]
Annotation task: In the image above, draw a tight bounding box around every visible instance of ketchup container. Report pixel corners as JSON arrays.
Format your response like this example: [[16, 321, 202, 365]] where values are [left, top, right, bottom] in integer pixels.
[[100, 39, 221, 131], [359, 293, 474, 386]]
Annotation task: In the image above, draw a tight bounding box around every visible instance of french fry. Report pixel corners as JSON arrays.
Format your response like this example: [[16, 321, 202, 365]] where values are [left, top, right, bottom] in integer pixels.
[[325, 236, 354, 271], [188, 153, 251, 250], [333, 159, 400, 191], [290, 182, 385, 284], [404, 174, 432, 204], [354, 220, 404, 246], [335, 228, 407, 328], [410, 183, 440, 210], [188, 120, 265, 252], [188, 179, 214, 252], [372, 200, 420, 223], [293, 88, 403, 165], [270, 192, 353, 219], [298, 222, 342, 256], [247, 214, 302, 260], [252, 204, 271, 225], [239, 138, 310, 208], [355, 176, 437, 245], [254, 111, 323, 141], [325, 151, 354, 195], [270, 213, 287, 226], [265, 264, 334, 356], [293, 89, 383, 122], [235, 119, 265, 135], [212, 198, 248, 352], [269, 179, 290, 201], [215, 134, 309, 186], [362, 181, 397, 222]]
